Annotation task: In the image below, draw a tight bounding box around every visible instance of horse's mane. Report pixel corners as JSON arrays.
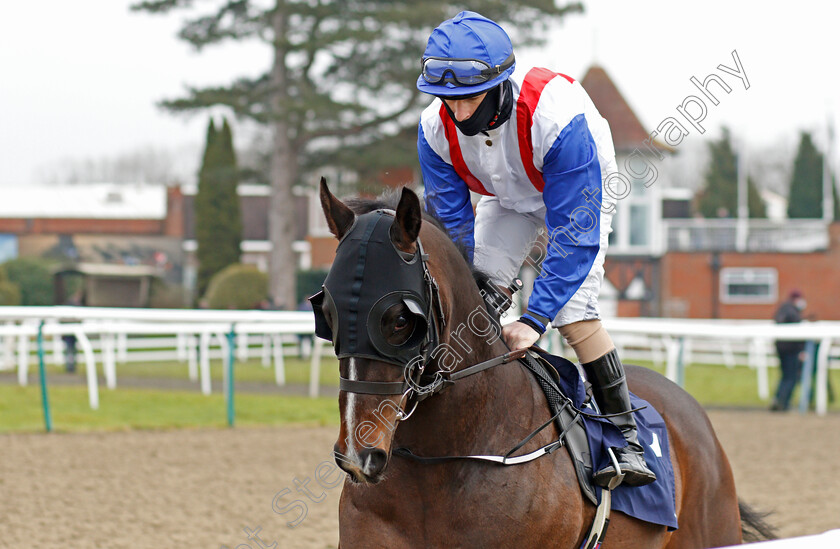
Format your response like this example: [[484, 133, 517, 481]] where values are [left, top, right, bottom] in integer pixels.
[[343, 190, 494, 290]]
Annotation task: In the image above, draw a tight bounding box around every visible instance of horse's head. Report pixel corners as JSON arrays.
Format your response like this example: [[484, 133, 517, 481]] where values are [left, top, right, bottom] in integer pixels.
[[314, 177, 446, 484]]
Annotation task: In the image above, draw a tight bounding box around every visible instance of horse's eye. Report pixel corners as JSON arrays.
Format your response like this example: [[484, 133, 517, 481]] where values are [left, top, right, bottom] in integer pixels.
[[394, 315, 409, 331]]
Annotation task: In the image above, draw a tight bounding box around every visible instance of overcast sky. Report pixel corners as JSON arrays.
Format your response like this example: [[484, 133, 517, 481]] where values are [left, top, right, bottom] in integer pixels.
[[1, 1, 838, 187]]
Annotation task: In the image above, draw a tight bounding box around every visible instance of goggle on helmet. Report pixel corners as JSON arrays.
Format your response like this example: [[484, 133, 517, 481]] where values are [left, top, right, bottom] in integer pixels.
[[416, 11, 516, 98]]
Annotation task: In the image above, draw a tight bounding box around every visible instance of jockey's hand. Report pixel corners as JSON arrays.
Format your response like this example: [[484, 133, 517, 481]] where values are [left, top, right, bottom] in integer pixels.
[[502, 321, 541, 351]]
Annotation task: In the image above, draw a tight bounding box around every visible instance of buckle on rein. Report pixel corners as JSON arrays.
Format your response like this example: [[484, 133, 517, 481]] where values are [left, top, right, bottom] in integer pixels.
[[396, 387, 420, 422], [395, 345, 453, 422]]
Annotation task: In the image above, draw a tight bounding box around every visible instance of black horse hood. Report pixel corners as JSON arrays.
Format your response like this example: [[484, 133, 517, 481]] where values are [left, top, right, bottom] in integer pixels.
[[310, 210, 432, 366]]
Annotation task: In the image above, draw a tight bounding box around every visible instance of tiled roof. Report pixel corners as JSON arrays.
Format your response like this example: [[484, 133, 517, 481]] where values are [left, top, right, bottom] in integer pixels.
[[581, 65, 670, 153]]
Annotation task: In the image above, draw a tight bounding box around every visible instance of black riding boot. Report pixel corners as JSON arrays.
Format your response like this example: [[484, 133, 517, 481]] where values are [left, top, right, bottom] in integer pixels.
[[582, 349, 656, 488]]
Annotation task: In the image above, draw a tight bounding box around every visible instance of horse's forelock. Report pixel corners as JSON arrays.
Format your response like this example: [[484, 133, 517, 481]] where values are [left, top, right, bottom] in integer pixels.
[[340, 190, 490, 288], [343, 189, 403, 216]]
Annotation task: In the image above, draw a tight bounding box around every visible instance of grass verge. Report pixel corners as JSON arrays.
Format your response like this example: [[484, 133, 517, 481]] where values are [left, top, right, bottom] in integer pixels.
[[0, 384, 338, 433], [4, 356, 837, 433], [35, 355, 341, 386], [623, 359, 839, 409]]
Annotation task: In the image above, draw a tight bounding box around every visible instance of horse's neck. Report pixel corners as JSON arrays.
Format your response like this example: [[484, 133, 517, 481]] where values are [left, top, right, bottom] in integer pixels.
[[396, 293, 538, 454]]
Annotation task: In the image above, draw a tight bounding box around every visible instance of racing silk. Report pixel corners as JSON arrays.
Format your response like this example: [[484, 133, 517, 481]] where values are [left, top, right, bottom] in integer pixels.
[[418, 67, 618, 327]]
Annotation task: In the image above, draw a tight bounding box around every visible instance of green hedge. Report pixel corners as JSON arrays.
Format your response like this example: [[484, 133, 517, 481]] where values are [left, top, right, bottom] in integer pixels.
[[2, 258, 53, 305], [204, 263, 268, 309], [0, 264, 21, 305]]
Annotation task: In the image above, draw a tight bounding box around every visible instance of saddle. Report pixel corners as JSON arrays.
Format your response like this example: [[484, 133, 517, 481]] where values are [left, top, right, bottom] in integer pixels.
[[518, 350, 599, 505], [469, 280, 677, 533], [521, 349, 680, 538]]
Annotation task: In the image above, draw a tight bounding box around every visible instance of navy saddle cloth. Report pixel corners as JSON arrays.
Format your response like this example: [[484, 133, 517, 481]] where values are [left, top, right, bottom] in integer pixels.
[[535, 350, 678, 530]]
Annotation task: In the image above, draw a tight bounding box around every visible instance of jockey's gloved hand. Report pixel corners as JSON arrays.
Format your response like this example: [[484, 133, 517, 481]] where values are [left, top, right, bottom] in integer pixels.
[[502, 320, 541, 351]]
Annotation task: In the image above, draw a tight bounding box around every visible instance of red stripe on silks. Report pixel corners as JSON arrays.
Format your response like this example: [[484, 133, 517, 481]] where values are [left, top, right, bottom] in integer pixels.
[[559, 73, 575, 84], [439, 105, 493, 196], [516, 67, 566, 192]]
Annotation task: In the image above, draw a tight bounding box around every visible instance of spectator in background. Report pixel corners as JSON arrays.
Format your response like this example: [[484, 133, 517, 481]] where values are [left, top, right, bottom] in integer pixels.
[[770, 289, 807, 411], [62, 289, 85, 373]]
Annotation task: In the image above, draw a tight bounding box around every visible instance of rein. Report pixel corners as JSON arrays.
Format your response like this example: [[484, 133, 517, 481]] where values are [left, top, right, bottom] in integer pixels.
[[338, 348, 527, 397], [325, 212, 639, 467], [341, 329, 589, 466], [394, 399, 577, 466], [334, 222, 528, 411]]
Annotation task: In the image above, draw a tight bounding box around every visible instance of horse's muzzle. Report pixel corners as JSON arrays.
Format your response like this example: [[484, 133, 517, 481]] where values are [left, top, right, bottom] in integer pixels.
[[334, 446, 389, 484]]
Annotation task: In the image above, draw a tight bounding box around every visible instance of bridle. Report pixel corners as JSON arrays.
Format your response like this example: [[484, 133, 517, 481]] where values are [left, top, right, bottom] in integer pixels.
[[313, 210, 623, 479], [335, 235, 449, 421], [310, 209, 523, 422], [317, 213, 637, 548]]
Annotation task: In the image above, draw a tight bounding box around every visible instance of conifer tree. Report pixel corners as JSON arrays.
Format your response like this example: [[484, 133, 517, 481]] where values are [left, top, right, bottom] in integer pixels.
[[133, 0, 583, 309], [787, 132, 839, 219], [696, 128, 766, 218], [195, 117, 242, 298]]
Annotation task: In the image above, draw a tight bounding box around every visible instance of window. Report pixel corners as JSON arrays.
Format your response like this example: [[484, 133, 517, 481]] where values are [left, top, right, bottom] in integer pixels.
[[608, 210, 619, 246], [629, 204, 649, 247], [720, 268, 777, 304], [0, 235, 17, 263], [607, 155, 660, 254]]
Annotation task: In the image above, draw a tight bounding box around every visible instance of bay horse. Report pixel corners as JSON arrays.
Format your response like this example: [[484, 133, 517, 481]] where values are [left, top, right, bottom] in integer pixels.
[[315, 179, 771, 548]]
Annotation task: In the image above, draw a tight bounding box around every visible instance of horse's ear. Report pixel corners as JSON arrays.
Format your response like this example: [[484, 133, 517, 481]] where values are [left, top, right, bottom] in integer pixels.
[[319, 176, 355, 240], [391, 186, 422, 253]]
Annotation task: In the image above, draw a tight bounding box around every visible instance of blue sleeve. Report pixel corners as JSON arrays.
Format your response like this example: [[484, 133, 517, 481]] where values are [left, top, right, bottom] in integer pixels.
[[417, 123, 475, 260], [525, 114, 603, 326]]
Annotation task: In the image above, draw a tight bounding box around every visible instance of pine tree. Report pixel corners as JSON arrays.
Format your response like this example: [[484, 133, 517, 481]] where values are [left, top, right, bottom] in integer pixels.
[[132, 0, 583, 310], [747, 175, 766, 219], [195, 117, 242, 298], [216, 118, 243, 264], [696, 128, 766, 218], [787, 132, 839, 219], [834, 174, 840, 221]]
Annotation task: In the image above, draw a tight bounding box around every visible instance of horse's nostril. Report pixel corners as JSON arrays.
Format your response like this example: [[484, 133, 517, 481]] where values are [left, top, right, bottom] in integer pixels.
[[359, 448, 388, 477], [333, 446, 352, 472]]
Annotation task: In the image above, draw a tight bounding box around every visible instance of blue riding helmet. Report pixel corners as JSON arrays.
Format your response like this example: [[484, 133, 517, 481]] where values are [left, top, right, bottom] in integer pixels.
[[417, 11, 516, 97]]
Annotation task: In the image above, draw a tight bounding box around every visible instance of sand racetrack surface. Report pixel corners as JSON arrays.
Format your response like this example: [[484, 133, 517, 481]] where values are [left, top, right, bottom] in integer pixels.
[[2, 410, 839, 548]]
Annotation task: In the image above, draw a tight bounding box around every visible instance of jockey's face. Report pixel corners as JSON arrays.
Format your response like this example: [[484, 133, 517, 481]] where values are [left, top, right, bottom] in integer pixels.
[[443, 93, 488, 122]]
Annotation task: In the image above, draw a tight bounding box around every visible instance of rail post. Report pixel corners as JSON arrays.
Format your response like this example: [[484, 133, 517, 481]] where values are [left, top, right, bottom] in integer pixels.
[[226, 324, 236, 427], [37, 320, 52, 432]]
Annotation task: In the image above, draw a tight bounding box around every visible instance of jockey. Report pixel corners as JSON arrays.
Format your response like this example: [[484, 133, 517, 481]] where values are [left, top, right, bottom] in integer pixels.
[[416, 11, 656, 487]]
